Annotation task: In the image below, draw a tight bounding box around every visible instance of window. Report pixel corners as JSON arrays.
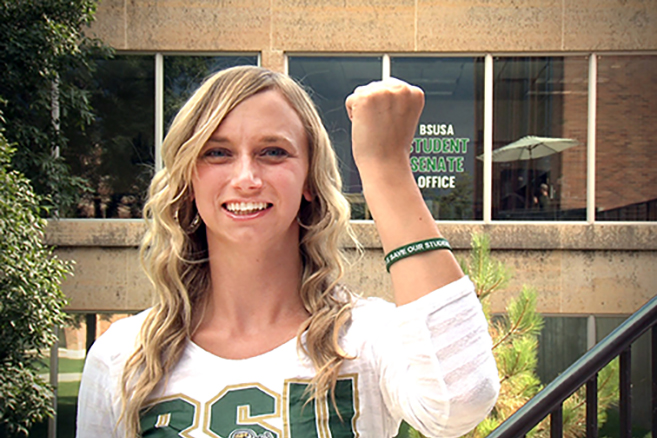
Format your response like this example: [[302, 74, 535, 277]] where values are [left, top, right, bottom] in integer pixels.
[[65, 55, 155, 219], [391, 57, 484, 220], [64, 54, 258, 218], [66, 53, 656, 223], [164, 55, 258, 132], [288, 56, 383, 219], [596, 55, 657, 221], [492, 56, 589, 221]]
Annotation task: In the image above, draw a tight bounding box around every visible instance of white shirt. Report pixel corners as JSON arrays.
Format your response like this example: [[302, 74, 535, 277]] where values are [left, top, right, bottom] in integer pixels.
[[77, 276, 499, 438]]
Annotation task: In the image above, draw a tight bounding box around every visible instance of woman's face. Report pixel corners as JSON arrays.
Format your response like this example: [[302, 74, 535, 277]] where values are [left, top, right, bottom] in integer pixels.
[[192, 89, 312, 247]]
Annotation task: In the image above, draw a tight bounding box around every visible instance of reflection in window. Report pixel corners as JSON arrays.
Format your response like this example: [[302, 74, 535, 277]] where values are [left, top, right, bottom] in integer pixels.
[[392, 57, 484, 220], [596, 55, 657, 221], [492, 57, 588, 221], [164, 55, 258, 132], [288, 56, 382, 219], [64, 55, 259, 219], [64, 55, 155, 218]]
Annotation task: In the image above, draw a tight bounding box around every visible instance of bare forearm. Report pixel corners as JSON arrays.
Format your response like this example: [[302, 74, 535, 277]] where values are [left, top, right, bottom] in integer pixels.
[[359, 159, 463, 305]]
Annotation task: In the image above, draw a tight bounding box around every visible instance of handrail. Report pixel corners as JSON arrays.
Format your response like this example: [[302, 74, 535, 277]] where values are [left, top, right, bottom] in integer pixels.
[[488, 294, 657, 438]]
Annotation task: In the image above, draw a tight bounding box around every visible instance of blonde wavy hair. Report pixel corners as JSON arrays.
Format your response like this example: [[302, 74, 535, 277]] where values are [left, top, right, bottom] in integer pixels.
[[119, 66, 359, 435]]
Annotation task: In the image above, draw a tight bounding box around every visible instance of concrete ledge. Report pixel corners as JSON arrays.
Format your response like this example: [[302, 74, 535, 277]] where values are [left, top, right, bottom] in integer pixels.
[[45, 220, 657, 314], [46, 219, 657, 251]]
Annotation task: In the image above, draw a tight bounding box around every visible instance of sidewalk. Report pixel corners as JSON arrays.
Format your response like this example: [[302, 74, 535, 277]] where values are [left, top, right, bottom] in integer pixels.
[[38, 373, 82, 383]]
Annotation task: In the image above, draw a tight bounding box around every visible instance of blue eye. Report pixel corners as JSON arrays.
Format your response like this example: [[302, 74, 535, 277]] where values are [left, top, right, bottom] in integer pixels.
[[262, 147, 288, 158], [203, 148, 229, 158]]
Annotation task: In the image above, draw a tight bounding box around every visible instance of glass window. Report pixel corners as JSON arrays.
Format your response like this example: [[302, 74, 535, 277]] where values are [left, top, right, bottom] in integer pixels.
[[392, 57, 484, 220], [64, 55, 155, 219], [492, 56, 588, 221], [596, 55, 657, 221], [288, 56, 382, 219], [536, 316, 588, 383], [164, 55, 258, 132]]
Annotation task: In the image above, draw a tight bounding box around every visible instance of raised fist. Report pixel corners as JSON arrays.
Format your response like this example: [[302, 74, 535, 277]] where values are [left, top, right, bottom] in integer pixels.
[[345, 78, 424, 171]]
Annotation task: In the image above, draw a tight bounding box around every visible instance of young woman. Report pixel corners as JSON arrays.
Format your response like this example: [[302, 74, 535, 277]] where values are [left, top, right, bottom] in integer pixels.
[[77, 66, 499, 438]]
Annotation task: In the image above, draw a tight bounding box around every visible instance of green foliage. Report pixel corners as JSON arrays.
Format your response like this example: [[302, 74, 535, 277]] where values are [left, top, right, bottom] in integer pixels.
[[0, 130, 72, 435], [460, 233, 511, 301], [0, 0, 111, 216]]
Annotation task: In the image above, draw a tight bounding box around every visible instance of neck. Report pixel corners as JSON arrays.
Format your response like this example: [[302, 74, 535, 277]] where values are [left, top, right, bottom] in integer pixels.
[[199, 231, 308, 334]]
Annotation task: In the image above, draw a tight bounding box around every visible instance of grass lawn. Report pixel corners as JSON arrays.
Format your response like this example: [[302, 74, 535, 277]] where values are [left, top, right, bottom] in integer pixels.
[[35, 357, 85, 375]]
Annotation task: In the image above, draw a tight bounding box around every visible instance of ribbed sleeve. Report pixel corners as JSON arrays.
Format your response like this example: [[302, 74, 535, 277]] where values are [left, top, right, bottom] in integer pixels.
[[376, 276, 499, 438]]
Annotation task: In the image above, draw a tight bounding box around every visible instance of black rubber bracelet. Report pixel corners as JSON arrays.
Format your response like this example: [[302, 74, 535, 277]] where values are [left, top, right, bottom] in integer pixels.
[[384, 238, 452, 273]]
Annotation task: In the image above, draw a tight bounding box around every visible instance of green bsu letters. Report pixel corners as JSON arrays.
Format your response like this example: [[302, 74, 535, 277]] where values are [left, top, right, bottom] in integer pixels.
[[140, 377, 358, 438]]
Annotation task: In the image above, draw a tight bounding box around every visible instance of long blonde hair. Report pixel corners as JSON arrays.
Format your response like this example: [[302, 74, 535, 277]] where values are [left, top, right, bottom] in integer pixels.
[[120, 66, 359, 435]]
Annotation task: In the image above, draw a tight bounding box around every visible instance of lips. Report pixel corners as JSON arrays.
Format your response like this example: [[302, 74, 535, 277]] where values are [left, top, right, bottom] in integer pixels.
[[223, 201, 272, 215]]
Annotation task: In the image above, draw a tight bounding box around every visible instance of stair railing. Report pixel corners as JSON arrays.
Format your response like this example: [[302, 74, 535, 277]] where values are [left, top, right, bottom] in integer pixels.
[[487, 294, 657, 438]]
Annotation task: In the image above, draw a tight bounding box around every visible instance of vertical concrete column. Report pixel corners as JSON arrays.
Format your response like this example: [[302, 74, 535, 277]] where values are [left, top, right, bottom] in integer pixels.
[[261, 49, 285, 73]]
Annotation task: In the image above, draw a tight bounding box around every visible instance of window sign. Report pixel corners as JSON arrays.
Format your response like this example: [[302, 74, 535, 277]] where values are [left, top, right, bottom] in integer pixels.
[[288, 56, 382, 219], [391, 57, 483, 220]]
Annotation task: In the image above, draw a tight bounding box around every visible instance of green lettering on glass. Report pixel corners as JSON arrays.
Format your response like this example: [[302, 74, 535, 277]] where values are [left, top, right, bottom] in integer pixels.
[[140, 397, 197, 438], [459, 138, 470, 154], [437, 156, 447, 172], [410, 156, 419, 172], [421, 138, 432, 154], [446, 156, 458, 172], [431, 138, 442, 153], [455, 156, 464, 172], [427, 156, 437, 172]]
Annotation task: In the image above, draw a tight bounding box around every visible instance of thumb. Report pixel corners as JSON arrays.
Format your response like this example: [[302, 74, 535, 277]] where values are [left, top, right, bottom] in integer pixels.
[[345, 94, 356, 121]]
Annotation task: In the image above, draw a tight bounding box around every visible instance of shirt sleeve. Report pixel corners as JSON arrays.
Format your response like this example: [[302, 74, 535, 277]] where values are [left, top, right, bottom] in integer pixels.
[[76, 345, 119, 437], [76, 319, 135, 438], [375, 276, 500, 438]]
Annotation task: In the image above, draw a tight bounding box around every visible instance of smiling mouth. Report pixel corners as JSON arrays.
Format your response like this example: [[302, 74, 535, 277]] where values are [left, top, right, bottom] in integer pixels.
[[223, 202, 272, 215]]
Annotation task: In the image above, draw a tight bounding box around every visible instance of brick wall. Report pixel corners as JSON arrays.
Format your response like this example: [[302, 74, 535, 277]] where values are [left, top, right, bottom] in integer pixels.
[[596, 55, 657, 214]]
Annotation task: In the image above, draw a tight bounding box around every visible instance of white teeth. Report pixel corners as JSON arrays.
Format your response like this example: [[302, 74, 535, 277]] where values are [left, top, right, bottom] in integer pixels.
[[225, 202, 269, 215]]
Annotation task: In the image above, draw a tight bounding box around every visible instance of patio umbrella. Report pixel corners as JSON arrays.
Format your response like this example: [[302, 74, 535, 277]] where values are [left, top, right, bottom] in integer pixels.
[[477, 136, 580, 212], [478, 135, 580, 162]]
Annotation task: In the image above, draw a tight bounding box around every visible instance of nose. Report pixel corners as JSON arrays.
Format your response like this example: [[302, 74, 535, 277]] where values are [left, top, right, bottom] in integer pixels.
[[231, 155, 263, 191]]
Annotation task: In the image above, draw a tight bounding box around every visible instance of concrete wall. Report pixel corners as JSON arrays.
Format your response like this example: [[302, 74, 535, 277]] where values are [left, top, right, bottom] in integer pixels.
[[46, 220, 657, 314], [87, 0, 657, 73]]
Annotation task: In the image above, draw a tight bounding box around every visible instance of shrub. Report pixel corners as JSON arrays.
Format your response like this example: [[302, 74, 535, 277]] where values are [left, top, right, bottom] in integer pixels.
[[0, 127, 72, 436]]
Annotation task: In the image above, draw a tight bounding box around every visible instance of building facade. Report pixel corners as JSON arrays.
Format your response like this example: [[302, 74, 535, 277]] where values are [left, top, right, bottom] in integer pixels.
[[47, 0, 657, 319]]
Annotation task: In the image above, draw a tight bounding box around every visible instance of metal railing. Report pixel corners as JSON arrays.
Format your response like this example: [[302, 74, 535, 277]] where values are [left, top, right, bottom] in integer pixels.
[[488, 294, 657, 438]]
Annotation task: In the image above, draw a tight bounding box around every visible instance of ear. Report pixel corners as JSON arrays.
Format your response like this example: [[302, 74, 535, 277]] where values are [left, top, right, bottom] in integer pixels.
[[302, 180, 314, 202]]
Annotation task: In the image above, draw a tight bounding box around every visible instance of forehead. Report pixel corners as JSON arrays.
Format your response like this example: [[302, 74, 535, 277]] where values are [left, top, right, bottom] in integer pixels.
[[212, 89, 307, 143]]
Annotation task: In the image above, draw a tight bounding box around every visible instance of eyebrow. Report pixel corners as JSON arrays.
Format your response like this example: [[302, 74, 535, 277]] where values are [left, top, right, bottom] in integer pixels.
[[205, 136, 230, 145], [206, 134, 295, 147]]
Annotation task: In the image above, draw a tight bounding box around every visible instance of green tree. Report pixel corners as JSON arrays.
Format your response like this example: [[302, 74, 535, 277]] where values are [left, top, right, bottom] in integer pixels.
[[0, 0, 110, 216], [0, 126, 72, 435]]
